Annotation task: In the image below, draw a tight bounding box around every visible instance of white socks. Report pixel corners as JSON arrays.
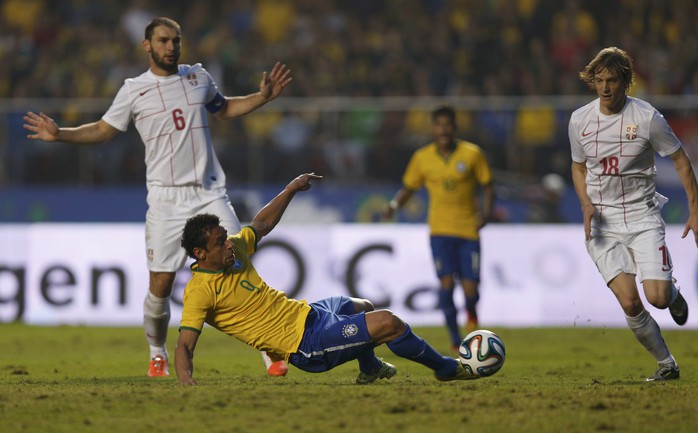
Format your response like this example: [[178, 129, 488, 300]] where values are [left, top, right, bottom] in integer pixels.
[[625, 309, 673, 365], [143, 291, 171, 359]]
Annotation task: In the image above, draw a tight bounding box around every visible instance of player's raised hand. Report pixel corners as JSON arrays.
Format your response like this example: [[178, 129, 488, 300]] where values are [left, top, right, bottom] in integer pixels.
[[290, 172, 322, 192], [23, 111, 60, 141], [259, 62, 292, 101]]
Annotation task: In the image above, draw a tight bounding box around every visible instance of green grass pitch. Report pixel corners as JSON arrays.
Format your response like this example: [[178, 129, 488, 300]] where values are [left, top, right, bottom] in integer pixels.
[[1, 324, 697, 433]]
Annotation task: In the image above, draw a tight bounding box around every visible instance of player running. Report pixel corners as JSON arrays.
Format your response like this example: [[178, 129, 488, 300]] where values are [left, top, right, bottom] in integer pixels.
[[570, 47, 697, 381]]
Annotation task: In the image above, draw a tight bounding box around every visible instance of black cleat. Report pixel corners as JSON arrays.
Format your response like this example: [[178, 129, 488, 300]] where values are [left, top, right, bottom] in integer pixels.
[[669, 290, 688, 326], [646, 363, 680, 382]]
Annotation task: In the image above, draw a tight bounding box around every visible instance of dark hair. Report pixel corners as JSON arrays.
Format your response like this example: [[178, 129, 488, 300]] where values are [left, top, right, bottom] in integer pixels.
[[579, 47, 634, 93], [431, 106, 456, 125], [181, 213, 220, 259], [144, 17, 181, 41]]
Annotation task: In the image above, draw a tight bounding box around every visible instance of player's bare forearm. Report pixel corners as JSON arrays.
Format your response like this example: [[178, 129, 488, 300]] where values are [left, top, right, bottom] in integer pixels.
[[175, 330, 199, 385], [480, 183, 495, 227], [23, 113, 118, 145], [383, 188, 414, 220], [57, 122, 119, 144], [670, 148, 698, 243], [175, 355, 196, 385], [571, 161, 595, 239], [251, 173, 322, 238], [216, 93, 269, 119], [671, 149, 698, 212], [571, 161, 591, 207]]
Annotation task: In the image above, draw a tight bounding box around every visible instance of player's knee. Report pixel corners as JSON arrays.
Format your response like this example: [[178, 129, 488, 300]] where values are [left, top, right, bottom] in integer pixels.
[[367, 310, 407, 341], [382, 311, 407, 338], [461, 281, 479, 297], [619, 298, 644, 316], [440, 275, 455, 290]]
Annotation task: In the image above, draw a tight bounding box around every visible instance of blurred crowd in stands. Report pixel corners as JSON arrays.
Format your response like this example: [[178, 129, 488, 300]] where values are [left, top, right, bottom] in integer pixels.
[[2, 0, 698, 200], [5, 0, 698, 99]]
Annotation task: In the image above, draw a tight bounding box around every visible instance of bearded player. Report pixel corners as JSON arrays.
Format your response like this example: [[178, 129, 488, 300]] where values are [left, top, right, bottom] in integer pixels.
[[23, 17, 292, 377]]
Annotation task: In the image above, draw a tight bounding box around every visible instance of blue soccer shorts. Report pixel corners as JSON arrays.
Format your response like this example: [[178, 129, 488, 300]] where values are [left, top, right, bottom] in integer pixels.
[[430, 235, 481, 282], [289, 296, 375, 373]]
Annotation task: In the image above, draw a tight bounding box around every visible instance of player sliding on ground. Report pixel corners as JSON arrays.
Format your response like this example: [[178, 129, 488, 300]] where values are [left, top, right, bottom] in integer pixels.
[[175, 173, 472, 385]]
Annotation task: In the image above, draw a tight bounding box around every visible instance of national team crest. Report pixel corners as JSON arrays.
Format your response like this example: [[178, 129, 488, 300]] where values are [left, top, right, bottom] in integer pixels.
[[456, 161, 467, 173], [186, 74, 198, 86], [342, 324, 358, 338], [625, 124, 638, 140]]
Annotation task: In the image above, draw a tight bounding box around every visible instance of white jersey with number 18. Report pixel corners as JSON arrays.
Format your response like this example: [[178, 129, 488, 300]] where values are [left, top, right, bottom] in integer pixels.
[[569, 96, 681, 224], [102, 63, 227, 189]]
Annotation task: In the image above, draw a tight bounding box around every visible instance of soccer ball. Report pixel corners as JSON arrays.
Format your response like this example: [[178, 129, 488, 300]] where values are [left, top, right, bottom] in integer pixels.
[[458, 329, 506, 379]]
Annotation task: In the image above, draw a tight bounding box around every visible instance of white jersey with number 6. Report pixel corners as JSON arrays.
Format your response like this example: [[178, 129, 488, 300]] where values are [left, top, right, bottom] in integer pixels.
[[102, 63, 227, 189], [569, 96, 682, 224]]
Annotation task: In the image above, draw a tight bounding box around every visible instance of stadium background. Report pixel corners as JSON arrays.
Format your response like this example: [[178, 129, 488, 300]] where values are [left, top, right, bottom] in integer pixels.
[[2, 0, 698, 327]]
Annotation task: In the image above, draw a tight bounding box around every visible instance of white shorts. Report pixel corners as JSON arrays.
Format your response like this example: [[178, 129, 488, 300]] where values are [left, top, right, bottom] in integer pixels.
[[145, 185, 241, 272], [586, 213, 672, 284]]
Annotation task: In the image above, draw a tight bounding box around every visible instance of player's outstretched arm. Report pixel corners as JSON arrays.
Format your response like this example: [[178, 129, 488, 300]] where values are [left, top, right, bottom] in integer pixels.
[[251, 173, 322, 239], [23, 112, 119, 145], [215, 62, 292, 120], [175, 329, 200, 385]]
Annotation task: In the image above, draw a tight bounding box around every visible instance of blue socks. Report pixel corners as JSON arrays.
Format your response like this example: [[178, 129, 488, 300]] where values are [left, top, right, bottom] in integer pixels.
[[356, 347, 383, 374], [439, 289, 461, 346], [386, 324, 458, 377]]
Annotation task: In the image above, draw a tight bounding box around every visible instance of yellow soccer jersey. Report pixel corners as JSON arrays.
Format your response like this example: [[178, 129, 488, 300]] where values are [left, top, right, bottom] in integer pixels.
[[403, 139, 492, 240], [179, 226, 311, 361]]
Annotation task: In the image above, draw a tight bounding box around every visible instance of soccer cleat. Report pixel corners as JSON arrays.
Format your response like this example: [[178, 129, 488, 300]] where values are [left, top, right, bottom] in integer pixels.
[[267, 360, 289, 377], [645, 363, 680, 382], [436, 360, 477, 381], [148, 355, 170, 377], [356, 359, 397, 384], [669, 290, 688, 326]]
